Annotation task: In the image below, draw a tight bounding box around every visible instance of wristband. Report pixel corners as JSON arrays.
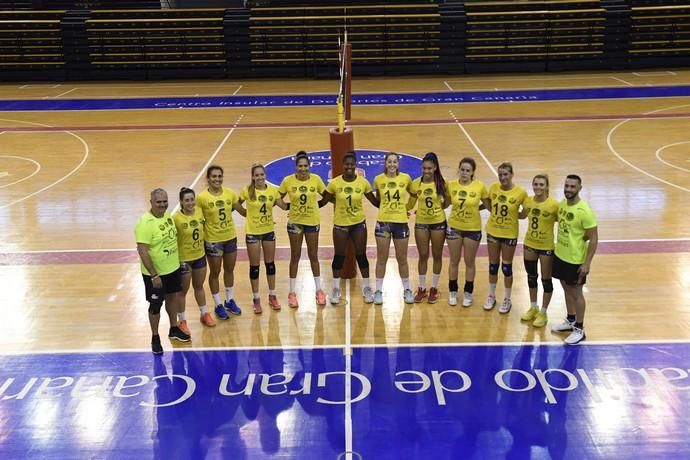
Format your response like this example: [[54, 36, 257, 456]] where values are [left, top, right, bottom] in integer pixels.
[[151, 274, 160, 279]]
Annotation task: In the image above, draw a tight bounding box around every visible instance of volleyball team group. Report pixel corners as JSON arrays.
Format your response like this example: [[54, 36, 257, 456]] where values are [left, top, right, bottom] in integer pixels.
[[135, 151, 598, 354]]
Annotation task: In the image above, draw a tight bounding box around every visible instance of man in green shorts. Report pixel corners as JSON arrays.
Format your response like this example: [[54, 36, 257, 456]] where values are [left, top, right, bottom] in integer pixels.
[[135, 188, 190, 354], [550, 175, 598, 345]]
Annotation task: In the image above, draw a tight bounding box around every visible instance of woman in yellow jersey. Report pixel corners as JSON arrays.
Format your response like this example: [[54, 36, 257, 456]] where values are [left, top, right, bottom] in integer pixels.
[[409, 152, 449, 304], [373, 152, 414, 305], [322, 152, 379, 305], [484, 162, 527, 314], [173, 187, 216, 331], [446, 157, 490, 307], [239, 164, 288, 314], [196, 165, 246, 320], [278, 151, 328, 308], [519, 174, 559, 328]]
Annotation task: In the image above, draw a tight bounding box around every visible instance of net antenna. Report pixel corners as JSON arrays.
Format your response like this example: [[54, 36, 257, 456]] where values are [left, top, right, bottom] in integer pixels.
[[336, 28, 351, 132]]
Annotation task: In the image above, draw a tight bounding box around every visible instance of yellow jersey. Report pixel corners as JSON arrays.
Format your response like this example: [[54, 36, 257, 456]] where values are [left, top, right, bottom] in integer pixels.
[[447, 179, 489, 231], [523, 196, 559, 250], [173, 207, 205, 262], [196, 187, 239, 242], [326, 175, 372, 226], [240, 184, 281, 235], [556, 199, 597, 264], [485, 183, 527, 239], [409, 178, 448, 225], [278, 174, 326, 226], [134, 211, 179, 276], [374, 172, 412, 224]]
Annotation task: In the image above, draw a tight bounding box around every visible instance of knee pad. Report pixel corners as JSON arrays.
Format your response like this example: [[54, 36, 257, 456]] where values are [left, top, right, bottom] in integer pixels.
[[524, 259, 538, 288], [489, 263, 500, 275], [332, 254, 346, 271], [249, 265, 260, 280], [148, 301, 163, 315], [542, 278, 554, 293], [265, 261, 276, 276], [355, 254, 369, 270], [501, 263, 513, 277], [448, 279, 459, 292]]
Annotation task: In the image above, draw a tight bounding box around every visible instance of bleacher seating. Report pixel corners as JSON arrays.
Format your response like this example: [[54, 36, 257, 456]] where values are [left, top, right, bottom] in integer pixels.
[[628, 0, 690, 65], [249, 3, 443, 76], [0, 10, 66, 78]]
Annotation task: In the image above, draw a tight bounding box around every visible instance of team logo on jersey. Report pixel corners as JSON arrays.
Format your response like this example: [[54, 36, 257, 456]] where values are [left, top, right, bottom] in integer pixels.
[[310, 187, 315, 192], [532, 209, 541, 216], [167, 218, 173, 225], [190, 220, 199, 227], [355, 188, 362, 193], [387, 182, 396, 189], [423, 188, 433, 196], [344, 186, 353, 194], [566, 212, 574, 221], [159, 225, 166, 231], [299, 186, 308, 193], [182, 223, 189, 229], [215, 200, 224, 208], [498, 195, 507, 203], [469, 192, 476, 197], [258, 195, 267, 202], [508, 198, 517, 204], [398, 182, 405, 188], [542, 211, 550, 218]]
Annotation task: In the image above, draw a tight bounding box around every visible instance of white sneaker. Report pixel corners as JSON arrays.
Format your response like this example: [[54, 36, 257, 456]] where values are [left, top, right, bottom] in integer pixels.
[[363, 287, 374, 304], [374, 290, 383, 305], [498, 298, 512, 314], [462, 292, 473, 307], [448, 291, 458, 306], [564, 327, 586, 345], [551, 319, 575, 333], [404, 289, 414, 304], [330, 287, 341, 305], [483, 294, 496, 310]]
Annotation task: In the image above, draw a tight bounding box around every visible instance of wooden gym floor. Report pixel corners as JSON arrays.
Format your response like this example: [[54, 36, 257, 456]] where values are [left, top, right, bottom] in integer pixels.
[[0, 70, 689, 354]]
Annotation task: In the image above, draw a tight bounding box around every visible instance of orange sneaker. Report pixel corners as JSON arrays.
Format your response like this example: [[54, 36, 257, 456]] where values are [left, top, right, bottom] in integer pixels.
[[200, 312, 216, 327], [428, 287, 439, 304], [315, 289, 327, 306], [178, 320, 190, 336], [288, 292, 299, 308], [253, 298, 262, 314], [268, 295, 281, 311]]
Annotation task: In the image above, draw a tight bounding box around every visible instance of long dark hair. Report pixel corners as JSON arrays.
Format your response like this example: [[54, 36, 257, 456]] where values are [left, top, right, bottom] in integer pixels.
[[423, 152, 446, 204]]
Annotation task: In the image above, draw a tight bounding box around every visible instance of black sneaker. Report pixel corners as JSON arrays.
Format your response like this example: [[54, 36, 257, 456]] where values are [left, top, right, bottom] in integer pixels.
[[151, 335, 163, 354], [168, 326, 191, 342]]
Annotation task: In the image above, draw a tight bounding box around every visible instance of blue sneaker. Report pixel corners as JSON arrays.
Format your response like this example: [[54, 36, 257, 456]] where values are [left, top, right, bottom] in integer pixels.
[[214, 304, 229, 320], [225, 298, 242, 315]]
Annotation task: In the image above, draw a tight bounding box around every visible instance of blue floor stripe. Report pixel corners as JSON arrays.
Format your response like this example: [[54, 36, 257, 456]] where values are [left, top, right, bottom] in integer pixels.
[[2, 343, 689, 459], [2, 85, 690, 111]]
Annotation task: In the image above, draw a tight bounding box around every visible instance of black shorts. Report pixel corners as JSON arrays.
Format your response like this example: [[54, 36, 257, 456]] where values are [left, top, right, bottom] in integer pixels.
[[333, 221, 367, 234], [374, 221, 409, 240], [414, 221, 447, 232], [181, 255, 207, 274], [487, 233, 518, 247], [142, 267, 182, 303], [553, 255, 586, 286], [246, 231, 276, 244]]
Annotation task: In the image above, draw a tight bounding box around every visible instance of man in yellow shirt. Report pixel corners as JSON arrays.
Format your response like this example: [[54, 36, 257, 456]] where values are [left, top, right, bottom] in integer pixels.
[[551, 175, 598, 345], [135, 188, 190, 354]]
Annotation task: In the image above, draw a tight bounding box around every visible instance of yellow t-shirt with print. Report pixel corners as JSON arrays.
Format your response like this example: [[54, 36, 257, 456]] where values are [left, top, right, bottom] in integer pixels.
[[409, 178, 448, 225], [173, 207, 205, 262], [196, 187, 239, 242], [326, 175, 372, 226], [447, 179, 488, 231], [523, 196, 559, 251], [135, 211, 179, 276], [278, 174, 326, 226], [240, 184, 280, 235], [485, 183, 527, 239], [374, 172, 412, 224]]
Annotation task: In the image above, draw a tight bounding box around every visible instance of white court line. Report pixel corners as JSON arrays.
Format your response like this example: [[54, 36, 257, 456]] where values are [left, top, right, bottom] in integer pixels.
[[445, 75, 632, 84], [344, 278, 353, 460], [169, 113, 245, 214], [606, 120, 690, 193], [52, 88, 79, 98], [3, 237, 689, 254], [632, 71, 676, 76], [0, 118, 90, 210], [610, 76, 634, 87], [656, 141, 690, 173], [232, 85, 243, 95], [0, 155, 41, 189], [3, 338, 690, 356], [449, 110, 497, 176], [443, 80, 454, 92]]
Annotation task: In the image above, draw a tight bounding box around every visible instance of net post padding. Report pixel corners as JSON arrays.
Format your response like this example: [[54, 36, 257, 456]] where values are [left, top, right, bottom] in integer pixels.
[[329, 127, 357, 279]]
